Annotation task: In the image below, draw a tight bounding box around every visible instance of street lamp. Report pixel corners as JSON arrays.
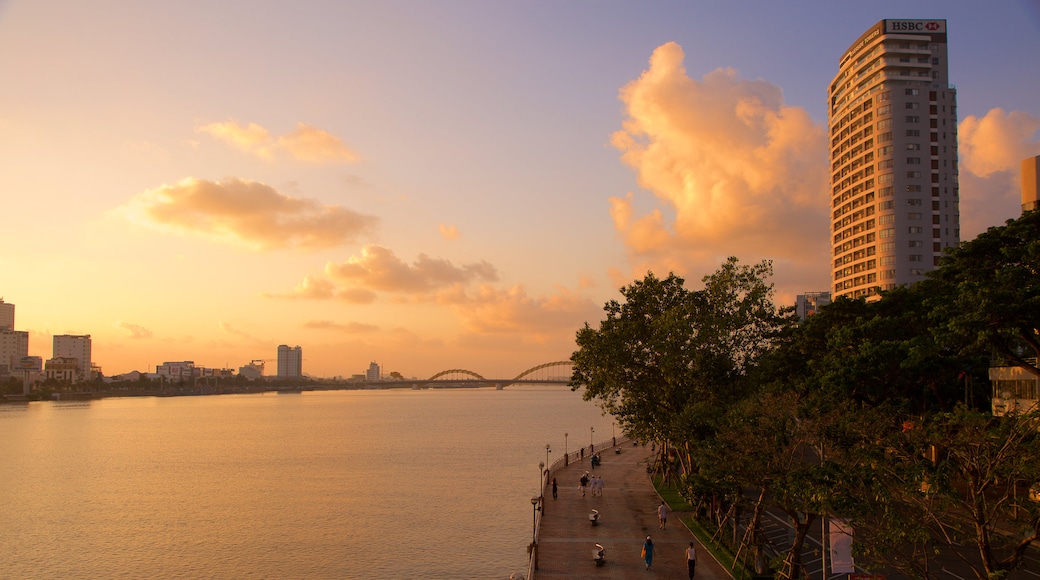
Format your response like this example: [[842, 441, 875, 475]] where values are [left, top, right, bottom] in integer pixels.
[[530, 496, 539, 544], [538, 461, 545, 495], [545, 444, 551, 473], [590, 426, 595, 450]]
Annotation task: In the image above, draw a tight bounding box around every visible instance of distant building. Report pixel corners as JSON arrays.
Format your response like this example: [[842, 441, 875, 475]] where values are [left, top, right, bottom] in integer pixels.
[[0, 298, 14, 330], [1023, 155, 1040, 213], [156, 361, 195, 383], [366, 362, 381, 382], [45, 356, 82, 382], [0, 328, 29, 377], [795, 292, 832, 320], [52, 334, 92, 382], [990, 360, 1039, 416], [277, 345, 303, 378], [239, 361, 265, 380], [829, 19, 959, 299]]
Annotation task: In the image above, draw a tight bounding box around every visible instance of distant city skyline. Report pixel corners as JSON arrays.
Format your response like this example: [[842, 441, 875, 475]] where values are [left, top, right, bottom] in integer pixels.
[[1, 2, 1038, 378]]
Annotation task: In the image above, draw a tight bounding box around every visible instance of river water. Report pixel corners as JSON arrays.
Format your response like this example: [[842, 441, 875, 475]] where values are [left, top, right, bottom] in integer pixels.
[[0, 385, 618, 579]]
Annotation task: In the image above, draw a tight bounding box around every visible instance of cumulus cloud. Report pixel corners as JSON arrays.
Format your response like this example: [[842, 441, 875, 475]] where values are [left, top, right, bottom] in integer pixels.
[[323, 245, 498, 293], [439, 224, 460, 240], [197, 120, 360, 163], [960, 109, 1040, 177], [610, 42, 830, 289], [117, 321, 153, 339], [302, 320, 379, 333], [441, 284, 601, 339], [958, 108, 1040, 238], [119, 177, 377, 251]]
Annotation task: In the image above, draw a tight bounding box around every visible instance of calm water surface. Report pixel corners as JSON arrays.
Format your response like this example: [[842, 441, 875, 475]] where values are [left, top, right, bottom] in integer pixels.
[[0, 386, 617, 579]]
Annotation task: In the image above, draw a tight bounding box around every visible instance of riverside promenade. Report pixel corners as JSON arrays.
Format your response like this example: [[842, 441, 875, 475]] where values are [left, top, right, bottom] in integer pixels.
[[530, 441, 732, 579]]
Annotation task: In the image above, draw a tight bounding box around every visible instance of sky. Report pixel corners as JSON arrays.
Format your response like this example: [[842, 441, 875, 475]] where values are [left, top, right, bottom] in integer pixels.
[[1, 1, 1039, 379]]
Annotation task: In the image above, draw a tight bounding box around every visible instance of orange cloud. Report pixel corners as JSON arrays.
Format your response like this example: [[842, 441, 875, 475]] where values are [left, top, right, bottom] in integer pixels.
[[120, 177, 378, 251], [959, 108, 1040, 177], [441, 284, 601, 339], [610, 42, 830, 288], [324, 245, 498, 293], [197, 120, 359, 163], [116, 321, 153, 339], [439, 224, 460, 240], [958, 108, 1040, 238], [197, 121, 275, 159], [302, 320, 379, 333]]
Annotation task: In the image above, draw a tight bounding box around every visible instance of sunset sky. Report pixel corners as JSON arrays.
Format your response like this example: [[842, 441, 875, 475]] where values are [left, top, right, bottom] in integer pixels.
[[2, 1, 1039, 379]]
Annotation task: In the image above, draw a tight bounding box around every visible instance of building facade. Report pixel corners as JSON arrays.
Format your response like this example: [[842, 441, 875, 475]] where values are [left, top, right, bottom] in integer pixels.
[[795, 292, 832, 320], [52, 334, 92, 382], [0, 328, 30, 376], [366, 361, 380, 382], [829, 19, 959, 299], [0, 298, 14, 330], [1023, 155, 1039, 213], [277, 345, 303, 378]]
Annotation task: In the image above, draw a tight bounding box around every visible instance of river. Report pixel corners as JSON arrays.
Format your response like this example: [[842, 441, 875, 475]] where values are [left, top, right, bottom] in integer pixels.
[[0, 385, 618, 579]]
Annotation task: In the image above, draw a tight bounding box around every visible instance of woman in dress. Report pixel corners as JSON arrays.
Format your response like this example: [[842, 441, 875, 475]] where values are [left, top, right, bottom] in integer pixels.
[[642, 535, 654, 570]]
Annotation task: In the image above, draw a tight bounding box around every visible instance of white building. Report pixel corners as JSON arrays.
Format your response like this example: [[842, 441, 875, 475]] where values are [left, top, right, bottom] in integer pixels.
[[366, 362, 381, 382], [0, 298, 14, 330], [991, 360, 1039, 416], [156, 361, 195, 383], [239, 361, 264, 380], [829, 19, 959, 299], [277, 345, 303, 378], [795, 292, 832, 320], [52, 334, 92, 382]]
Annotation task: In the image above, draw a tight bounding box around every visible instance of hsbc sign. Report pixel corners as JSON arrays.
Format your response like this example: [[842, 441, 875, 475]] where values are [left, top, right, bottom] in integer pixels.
[[887, 20, 945, 33]]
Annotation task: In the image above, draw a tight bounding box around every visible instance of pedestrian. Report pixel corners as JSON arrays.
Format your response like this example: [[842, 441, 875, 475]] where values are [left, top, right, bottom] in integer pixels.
[[551, 477, 558, 499], [686, 541, 697, 579], [579, 472, 589, 497], [642, 535, 654, 570], [658, 500, 670, 529], [595, 475, 604, 496]]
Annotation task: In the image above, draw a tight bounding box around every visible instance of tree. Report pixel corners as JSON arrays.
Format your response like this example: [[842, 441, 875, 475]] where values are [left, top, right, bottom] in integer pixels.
[[860, 406, 1040, 579], [570, 258, 792, 461], [929, 209, 1040, 377]]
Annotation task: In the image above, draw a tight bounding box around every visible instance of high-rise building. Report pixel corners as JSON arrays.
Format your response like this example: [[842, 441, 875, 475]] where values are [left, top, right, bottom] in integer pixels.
[[52, 334, 92, 381], [0, 298, 14, 330], [366, 361, 380, 382], [829, 19, 959, 299], [0, 328, 29, 375], [1023, 155, 1039, 213], [277, 345, 303, 378]]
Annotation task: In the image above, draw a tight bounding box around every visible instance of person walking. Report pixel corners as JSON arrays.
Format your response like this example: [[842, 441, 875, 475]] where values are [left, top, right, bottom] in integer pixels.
[[551, 477, 558, 499], [579, 472, 589, 497], [642, 536, 655, 570], [685, 541, 697, 579], [658, 500, 670, 529]]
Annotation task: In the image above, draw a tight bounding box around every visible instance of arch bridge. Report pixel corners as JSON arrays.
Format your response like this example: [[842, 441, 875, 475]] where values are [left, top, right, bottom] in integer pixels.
[[379, 361, 574, 389]]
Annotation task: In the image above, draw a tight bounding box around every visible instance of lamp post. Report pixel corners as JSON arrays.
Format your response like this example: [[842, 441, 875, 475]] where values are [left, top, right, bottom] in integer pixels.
[[545, 444, 551, 473], [590, 426, 595, 450], [530, 495, 539, 543]]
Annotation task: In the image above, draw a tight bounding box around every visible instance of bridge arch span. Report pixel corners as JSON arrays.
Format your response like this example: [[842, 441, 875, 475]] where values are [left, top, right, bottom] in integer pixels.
[[427, 368, 486, 381], [511, 360, 573, 382]]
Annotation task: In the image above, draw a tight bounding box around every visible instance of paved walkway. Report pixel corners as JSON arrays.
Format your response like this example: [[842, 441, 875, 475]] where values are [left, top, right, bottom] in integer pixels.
[[531, 442, 732, 579]]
